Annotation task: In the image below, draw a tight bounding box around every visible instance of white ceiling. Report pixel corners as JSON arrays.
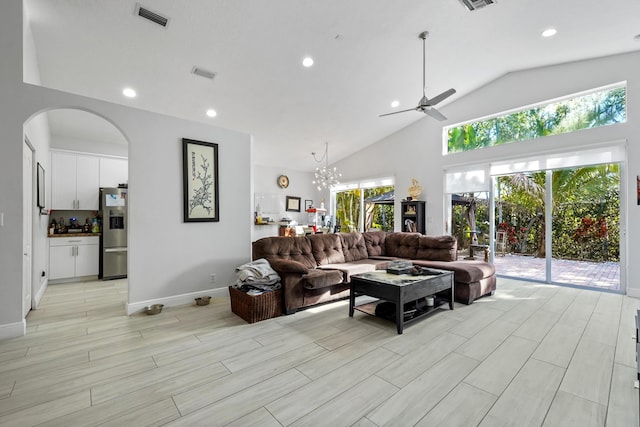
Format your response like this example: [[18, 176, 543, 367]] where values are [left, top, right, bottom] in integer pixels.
[[25, 0, 640, 171]]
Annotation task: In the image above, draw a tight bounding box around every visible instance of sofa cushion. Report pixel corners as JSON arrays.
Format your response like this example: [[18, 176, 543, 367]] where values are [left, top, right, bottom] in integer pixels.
[[308, 234, 345, 266], [319, 260, 380, 282], [340, 232, 369, 262], [302, 269, 344, 289], [411, 259, 495, 283], [363, 231, 386, 257], [268, 258, 309, 274], [416, 235, 458, 261], [252, 236, 316, 269], [385, 232, 420, 259]]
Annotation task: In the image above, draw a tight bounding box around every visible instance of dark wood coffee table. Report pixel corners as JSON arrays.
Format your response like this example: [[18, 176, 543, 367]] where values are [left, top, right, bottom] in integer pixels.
[[349, 269, 454, 334]]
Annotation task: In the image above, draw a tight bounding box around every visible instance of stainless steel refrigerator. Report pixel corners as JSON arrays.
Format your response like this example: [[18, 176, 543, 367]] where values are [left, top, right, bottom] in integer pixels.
[[99, 187, 127, 279]]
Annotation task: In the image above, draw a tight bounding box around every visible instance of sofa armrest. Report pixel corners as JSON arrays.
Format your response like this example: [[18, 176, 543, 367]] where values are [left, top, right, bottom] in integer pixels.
[[268, 259, 310, 274]]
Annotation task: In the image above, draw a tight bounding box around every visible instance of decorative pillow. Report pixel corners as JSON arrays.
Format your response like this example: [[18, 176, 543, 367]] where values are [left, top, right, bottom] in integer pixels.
[[252, 236, 316, 268], [363, 231, 386, 257], [340, 232, 369, 262], [416, 235, 457, 261], [385, 232, 419, 259], [308, 234, 345, 266]]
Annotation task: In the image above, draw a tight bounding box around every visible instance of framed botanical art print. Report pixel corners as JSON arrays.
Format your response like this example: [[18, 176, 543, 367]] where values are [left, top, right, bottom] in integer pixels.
[[183, 138, 219, 222]]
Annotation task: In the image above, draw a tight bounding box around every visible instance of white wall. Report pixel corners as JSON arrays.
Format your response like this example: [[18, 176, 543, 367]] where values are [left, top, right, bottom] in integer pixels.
[[0, 1, 253, 338], [24, 113, 50, 309], [22, 3, 50, 309], [251, 165, 318, 241], [334, 51, 640, 297]]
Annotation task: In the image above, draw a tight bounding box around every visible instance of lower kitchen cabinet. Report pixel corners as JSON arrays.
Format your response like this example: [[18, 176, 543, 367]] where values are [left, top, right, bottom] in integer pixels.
[[49, 236, 99, 281]]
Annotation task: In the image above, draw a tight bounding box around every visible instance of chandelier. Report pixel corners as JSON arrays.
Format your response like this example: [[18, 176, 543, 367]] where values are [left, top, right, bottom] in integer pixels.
[[311, 142, 341, 191]]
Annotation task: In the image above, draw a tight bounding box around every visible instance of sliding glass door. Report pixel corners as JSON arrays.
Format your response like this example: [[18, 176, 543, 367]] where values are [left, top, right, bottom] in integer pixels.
[[494, 172, 547, 282], [550, 164, 620, 289], [493, 164, 620, 291]]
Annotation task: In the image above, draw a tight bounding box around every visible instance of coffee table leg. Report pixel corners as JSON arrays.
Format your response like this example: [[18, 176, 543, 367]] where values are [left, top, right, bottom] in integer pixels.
[[349, 287, 355, 317], [449, 280, 455, 310], [396, 299, 404, 334]]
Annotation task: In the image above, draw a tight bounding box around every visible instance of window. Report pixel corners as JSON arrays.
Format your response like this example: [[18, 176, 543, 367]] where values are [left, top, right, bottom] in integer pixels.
[[446, 84, 626, 154], [332, 178, 394, 232]]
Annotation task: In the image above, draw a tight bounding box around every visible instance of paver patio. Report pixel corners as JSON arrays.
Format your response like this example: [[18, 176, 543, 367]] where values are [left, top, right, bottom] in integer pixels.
[[491, 253, 620, 290]]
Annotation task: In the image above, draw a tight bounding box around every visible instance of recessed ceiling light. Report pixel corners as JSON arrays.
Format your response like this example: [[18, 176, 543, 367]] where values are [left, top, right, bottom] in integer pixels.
[[391, 100, 400, 108], [634, 34, 640, 41], [122, 88, 137, 98], [541, 28, 557, 38], [302, 57, 314, 67], [206, 109, 217, 118]]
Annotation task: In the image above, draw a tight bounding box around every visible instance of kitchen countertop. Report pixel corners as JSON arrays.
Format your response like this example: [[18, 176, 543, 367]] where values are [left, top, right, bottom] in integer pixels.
[[49, 233, 101, 238]]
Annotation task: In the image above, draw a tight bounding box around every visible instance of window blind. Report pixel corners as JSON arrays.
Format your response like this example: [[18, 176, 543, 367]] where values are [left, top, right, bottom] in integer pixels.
[[444, 167, 489, 193], [490, 143, 626, 176]]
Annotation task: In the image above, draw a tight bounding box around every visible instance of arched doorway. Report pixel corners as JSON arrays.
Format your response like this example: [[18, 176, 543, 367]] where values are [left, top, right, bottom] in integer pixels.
[[23, 107, 129, 316]]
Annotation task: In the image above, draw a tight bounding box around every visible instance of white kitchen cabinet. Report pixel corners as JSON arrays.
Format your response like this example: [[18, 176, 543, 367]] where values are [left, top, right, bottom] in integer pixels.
[[99, 157, 128, 188], [49, 236, 99, 280], [51, 152, 100, 210], [50, 152, 76, 210]]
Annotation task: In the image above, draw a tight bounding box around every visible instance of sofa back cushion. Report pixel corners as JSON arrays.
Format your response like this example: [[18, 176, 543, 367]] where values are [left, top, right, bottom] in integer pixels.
[[252, 236, 317, 269], [416, 235, 458, 261], [308, 234, 345, 265], [340, 232, 369, 262], [363, 231, 386, 257], [385, 232, 420, 259]]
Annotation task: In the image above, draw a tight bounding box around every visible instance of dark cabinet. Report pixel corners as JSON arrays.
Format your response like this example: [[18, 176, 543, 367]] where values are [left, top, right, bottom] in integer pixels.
[[401, 201, 425, 234]]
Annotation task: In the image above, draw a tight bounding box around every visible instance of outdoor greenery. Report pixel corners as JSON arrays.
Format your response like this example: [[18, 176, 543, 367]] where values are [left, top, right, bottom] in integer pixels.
[[447, 86, 626, 154], [335, 189, 361, 232], [335, 186, 394, 232], [452, 164, 619, 263], [452, 195, 489, 249], [496, 164, 620, 261]]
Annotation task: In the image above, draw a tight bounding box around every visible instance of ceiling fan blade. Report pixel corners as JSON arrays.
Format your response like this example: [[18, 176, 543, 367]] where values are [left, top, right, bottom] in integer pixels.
[[423, 107, 447, 121], [425, 88, 456, 106], [379, 107, 418, 117], [379, 31, 456, 120]]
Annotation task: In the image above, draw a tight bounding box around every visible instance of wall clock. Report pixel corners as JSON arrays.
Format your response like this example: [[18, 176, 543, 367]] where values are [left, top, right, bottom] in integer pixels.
[[278, 174, 289, 189]]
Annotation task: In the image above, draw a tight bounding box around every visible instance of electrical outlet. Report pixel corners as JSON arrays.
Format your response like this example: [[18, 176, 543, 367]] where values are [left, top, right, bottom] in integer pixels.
[[210, 273, 216, 283]]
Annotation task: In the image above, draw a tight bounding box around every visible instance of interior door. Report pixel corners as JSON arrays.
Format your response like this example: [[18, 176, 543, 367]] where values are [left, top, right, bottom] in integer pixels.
[[23, 141, 33, 318]]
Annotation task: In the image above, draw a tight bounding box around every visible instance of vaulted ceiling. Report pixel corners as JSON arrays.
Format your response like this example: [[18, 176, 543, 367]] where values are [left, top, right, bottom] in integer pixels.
[[25, 0, 640, 171]]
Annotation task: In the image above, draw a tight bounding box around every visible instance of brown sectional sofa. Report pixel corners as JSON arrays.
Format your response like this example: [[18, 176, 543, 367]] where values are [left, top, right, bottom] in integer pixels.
[[252, 231, 496, 314]]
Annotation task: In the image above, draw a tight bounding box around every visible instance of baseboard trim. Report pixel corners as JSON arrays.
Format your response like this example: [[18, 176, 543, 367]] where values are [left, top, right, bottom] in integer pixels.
[[49, 275, 98, 285], [627, 288, 640, 299], [33, 279, 48, 309], [126, 287, 229, 315], [0, 320, 26, 340]]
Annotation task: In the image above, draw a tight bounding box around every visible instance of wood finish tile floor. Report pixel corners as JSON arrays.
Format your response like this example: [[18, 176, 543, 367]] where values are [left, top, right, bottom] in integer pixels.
[[0, 278, 638, 426]]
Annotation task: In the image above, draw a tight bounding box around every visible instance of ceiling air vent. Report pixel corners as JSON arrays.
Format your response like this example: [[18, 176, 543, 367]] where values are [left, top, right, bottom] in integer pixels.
[[191, 67, 217, 80], [135, 3, 170, 28], [458, 0, 496, 11]]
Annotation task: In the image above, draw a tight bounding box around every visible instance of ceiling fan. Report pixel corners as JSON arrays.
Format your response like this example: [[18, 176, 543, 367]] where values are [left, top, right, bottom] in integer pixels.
[[380, 31, 456, 121]]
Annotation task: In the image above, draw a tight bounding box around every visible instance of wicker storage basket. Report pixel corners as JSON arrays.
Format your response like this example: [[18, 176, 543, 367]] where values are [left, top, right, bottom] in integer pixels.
[[228, 286, 282, 323]]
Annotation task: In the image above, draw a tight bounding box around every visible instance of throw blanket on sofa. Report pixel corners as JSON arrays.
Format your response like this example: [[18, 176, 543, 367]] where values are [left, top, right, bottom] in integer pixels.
[[235, 258, 281, 292]]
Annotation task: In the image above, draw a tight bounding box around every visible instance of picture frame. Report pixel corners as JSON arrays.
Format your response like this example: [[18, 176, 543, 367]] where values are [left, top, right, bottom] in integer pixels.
[[37, 162, 45, 209], [304, 199, 313, 211], [286, 196, 301, 212], [182, 138, 219, 222]]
